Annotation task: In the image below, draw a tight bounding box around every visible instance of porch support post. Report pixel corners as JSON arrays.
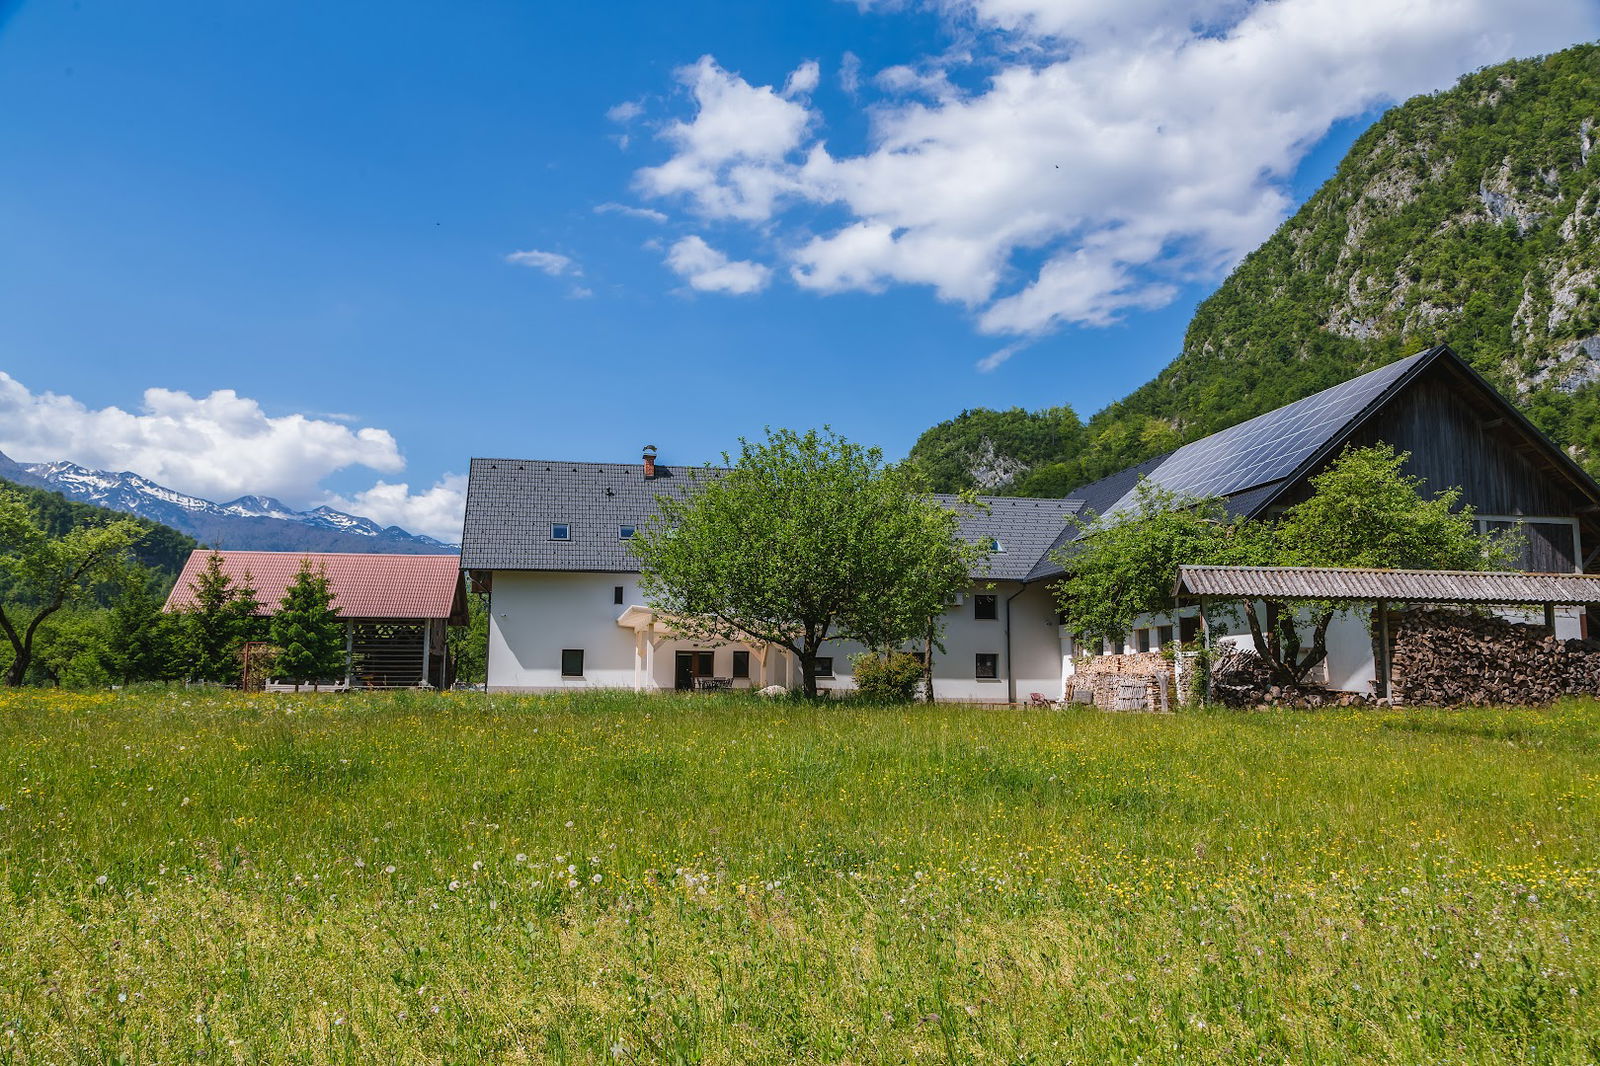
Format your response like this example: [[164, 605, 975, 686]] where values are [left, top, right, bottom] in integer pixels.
[[644, 628, 657, 692], [1376, 599, 1391, 698], [1544, 602, 1557, 636], [1197, 596, 1213, 706], [344, 621, 354, 688], [420, 621, 432, 689], [633, 629, 645, 692]]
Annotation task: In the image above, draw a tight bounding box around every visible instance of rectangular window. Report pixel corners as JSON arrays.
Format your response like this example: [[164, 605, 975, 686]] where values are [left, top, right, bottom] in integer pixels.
[[1136, 629, 1151, 653], [550, 523, 570, 540], [560, 649, 584, 677], [1156, 625, 1174, 647], [1111, 636, 1126, 655], [975, 653, 999, 679], [974, 594, 998, 620], [619, 525, 636, 540], [731, 650, 750, 678], [613, 585, 624, 605], [814, 656, 834, 677]]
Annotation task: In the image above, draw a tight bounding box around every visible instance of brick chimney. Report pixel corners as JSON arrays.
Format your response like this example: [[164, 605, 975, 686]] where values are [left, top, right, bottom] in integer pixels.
[[642, 444, 658, 479]]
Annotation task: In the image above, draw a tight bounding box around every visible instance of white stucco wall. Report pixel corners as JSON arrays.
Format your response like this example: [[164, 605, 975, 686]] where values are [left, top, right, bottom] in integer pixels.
[[486, 571, 1068, 701]]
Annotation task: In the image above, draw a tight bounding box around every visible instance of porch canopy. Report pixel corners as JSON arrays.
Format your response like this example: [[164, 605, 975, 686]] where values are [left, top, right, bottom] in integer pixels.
[[1173, 564, 1600, 698], [615, 605, 787, 690]]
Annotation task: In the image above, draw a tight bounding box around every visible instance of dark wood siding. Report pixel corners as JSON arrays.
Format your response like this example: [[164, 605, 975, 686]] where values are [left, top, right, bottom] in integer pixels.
[[1265, 359, 1599, 571]]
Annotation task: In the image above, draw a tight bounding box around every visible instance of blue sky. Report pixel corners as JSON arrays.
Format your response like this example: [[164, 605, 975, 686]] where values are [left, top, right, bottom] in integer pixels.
[[2, 0, 1596, 540]]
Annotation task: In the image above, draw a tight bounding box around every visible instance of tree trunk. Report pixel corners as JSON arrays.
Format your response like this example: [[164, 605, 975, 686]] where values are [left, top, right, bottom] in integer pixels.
[[922, 621, 936, 704], [798, 652, 818, 698]]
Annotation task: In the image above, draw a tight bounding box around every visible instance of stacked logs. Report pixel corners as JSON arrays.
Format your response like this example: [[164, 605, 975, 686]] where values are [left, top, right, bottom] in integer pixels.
[[1208, 646, 1378, 709], [1390, 609, 1600, 706]]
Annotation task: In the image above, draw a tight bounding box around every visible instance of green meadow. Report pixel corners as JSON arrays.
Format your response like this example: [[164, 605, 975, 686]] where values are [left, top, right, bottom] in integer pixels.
[[1, 689, 1597, 1064]]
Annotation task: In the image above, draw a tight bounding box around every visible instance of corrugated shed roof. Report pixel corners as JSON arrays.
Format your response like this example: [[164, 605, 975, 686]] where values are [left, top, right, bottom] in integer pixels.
[[164, 550, 464, 619], [1175, 565, 1600, 604]]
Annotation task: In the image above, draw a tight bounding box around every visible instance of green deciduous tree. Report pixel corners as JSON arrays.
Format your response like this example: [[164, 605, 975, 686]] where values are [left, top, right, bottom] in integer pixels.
[[634, 428, 983, 697], [446, 590, 489, 685], [269, 559, 345, 690], [0, 490, 144, 686], [179, 553, 263, 684], [1053, 444, 1515, 686]]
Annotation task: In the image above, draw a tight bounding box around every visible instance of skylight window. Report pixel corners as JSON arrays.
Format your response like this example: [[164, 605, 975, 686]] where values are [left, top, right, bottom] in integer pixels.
[[989, 538, 1006, 553], [550, 523, 570, 540], [619, 525, 636, 540]]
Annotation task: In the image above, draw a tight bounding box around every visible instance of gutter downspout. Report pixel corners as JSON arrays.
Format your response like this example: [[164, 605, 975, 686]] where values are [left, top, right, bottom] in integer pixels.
[[1004, 581, 1031, 705]]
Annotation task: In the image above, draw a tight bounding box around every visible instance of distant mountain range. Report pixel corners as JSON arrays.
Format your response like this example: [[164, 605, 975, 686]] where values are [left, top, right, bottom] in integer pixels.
[[0, 450, 456, 554]]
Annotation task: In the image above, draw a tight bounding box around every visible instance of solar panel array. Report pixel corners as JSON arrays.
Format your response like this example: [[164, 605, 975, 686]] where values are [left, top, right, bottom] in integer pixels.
[[1099, 351, 1428, 517]]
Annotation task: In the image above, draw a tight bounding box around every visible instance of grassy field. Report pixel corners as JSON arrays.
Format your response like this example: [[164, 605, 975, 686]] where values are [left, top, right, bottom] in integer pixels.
[[1, 690, 1597, 1064]]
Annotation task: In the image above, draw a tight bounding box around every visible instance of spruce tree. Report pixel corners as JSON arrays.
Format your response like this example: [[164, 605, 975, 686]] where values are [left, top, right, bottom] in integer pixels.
[[105, 568, 181, 684], [180, 554, 263, 683], [269, 560, 344, 691]]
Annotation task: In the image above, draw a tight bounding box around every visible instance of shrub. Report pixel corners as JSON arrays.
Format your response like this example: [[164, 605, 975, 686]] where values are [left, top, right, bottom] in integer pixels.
[[850, 651, 925, 703]]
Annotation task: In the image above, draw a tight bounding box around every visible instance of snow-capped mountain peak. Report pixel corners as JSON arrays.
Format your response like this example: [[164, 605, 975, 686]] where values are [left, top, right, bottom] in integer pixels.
[[1, 454, 456, 553]]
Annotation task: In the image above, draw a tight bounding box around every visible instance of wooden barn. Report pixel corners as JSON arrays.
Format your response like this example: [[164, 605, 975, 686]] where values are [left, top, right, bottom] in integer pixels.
[[164, 550, 468, 688]]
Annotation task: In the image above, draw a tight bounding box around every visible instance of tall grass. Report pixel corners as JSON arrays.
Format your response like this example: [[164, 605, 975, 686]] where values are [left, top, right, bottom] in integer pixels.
[[1, 688, 1596, 1063]]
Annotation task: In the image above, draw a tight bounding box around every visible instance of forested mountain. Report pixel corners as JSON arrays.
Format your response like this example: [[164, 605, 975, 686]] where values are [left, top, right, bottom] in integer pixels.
[[0, 477, 197, 580], [910, 43, 1600, 493]]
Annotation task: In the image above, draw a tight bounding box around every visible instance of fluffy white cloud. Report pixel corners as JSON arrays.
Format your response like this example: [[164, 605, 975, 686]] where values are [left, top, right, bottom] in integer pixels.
[[505, 248, 580, 275], [635, 55, 814, 221], [635, 0, 1599, 339], [0, 371, 404, 504], [665, 235, 772, 295], [318, 474, 468, 545]]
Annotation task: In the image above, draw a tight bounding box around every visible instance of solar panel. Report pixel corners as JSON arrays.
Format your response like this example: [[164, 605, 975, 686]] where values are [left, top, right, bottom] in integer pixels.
[[1099, 351, 1427, 517]]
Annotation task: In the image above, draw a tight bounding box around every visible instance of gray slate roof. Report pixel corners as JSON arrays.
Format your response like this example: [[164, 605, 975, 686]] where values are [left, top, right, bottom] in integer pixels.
[[459, 458, 723, 573], [458, 456, 1081, 580], [460, 346, 1515, 586]]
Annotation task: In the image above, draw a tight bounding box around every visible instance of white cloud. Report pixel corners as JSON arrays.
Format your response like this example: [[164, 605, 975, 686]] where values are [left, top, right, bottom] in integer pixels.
[[594, 201, 668, 223], [318, 474, 468, 545], [665, 236, 772, 295], [606, 99, 645, 123], [0, 371, 404, 504], [634, 0, 1599, 340], [784, 60, 821, 98], [505, 248, 580, 276], [634, 55, 814, 221], [839, 51, 863, 96]]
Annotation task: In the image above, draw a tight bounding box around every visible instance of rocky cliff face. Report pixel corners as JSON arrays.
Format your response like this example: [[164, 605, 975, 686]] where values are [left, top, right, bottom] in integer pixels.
[[912, 44, 1600, 491]]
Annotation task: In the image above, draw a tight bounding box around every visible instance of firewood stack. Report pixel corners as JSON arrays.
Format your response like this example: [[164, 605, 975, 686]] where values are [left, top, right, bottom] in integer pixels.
[[1390, 608, 1600, 706], [1208, 646, 1376, 709]]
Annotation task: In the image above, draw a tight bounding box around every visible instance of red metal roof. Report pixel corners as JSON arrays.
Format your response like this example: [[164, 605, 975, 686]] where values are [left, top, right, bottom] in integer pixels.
[[163, 551, 464, 620]]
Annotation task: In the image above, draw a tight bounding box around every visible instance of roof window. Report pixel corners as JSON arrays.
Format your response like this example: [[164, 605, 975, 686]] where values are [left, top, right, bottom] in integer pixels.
[[550, 523, 570, 540], [619, 525, 636, 540]]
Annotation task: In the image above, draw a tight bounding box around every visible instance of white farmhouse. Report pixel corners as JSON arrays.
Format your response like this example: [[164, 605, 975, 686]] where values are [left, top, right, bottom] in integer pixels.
[[458, 345, 1600, 701], [458, 450, 1075, 700]]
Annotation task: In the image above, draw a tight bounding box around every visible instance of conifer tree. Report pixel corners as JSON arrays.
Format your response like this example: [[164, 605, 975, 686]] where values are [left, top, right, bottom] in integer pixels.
[[180, 553, 263, 683], [269, 560, 344, 690], [105, 568, 181, 684]]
